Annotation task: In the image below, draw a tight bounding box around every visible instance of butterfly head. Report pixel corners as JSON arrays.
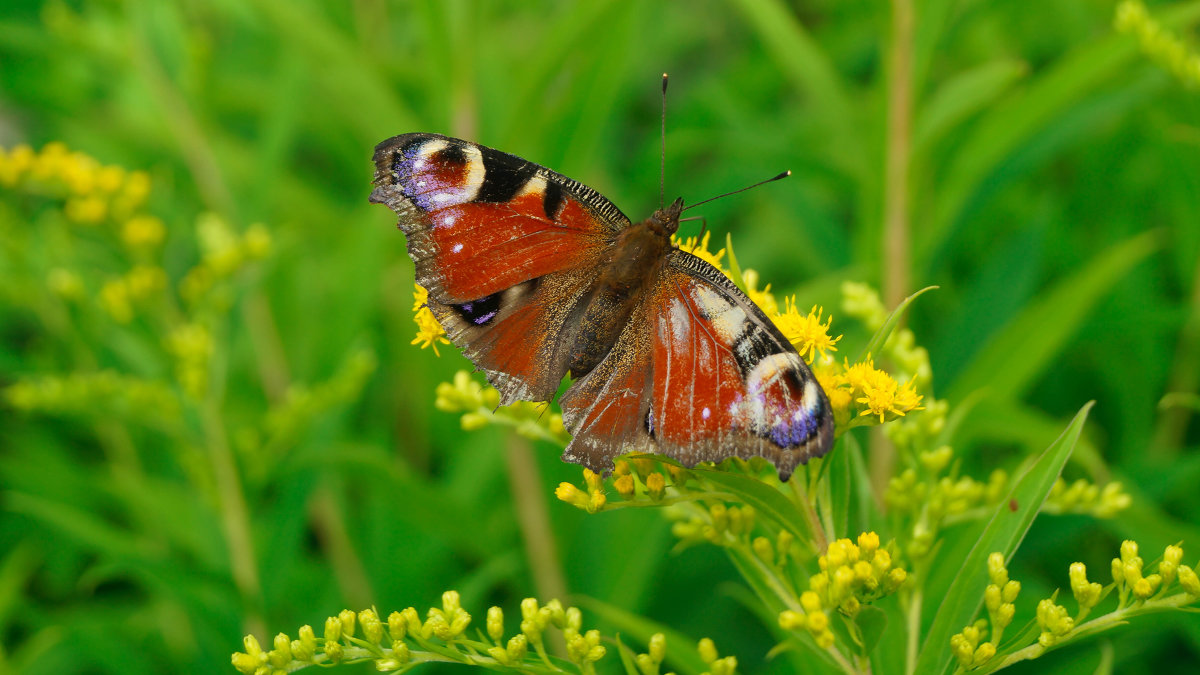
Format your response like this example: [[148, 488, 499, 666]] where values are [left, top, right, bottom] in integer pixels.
[[649, 197, 685, 237]]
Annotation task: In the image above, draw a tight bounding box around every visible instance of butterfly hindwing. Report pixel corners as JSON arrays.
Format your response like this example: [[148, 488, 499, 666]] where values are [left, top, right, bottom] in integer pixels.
[[560, 250, 833, 480]]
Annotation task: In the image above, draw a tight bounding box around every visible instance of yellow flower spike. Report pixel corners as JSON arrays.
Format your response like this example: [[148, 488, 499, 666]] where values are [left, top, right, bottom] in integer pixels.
[[672, 231, 728, 277], [505, 633, 528, 661], [121, 215, 166, 249], [400, 607, 422, 634], [950, 633, 976, 667], [987, 553, 1009, 587], [614, 473, 635, 499], [95, 164, 126, 193], [485, 606, 504, 642], [779, 609, 806, 630], [1179, 566, 1200, 596], [324, 616, 343, 643], [742, 269, 778, 315], [753, 536, 774, 564], [1120, 540, 1140, 563], [1161, 545, 1183, 586], [411, 284, 450, 354], [1035, 598, 1074, 647], [244, 223, 272, 259], [556, 482, 589, 510], [391, 641, 411, 664], [63, 194, 106, 224], [973, 642, 996, 667], [360, 609, 383, 644], [1070, 563, 1103, 611], [387, 611, 406, 641], [858, 531, 880, 556], [295, 625, 316, 660], [233, 634, 267, 674], [806, 610, 830, 634], [799, 591, 823, 614], [648, 633, 666, 663], [697, 637, 719, 664], [269, 633, 292, 667], [771, 299, 842, 363], [338, 609, 357, 638], [324, 640, 344, 663], [808, 572, 830, 598], [645, 471, 666, 500]]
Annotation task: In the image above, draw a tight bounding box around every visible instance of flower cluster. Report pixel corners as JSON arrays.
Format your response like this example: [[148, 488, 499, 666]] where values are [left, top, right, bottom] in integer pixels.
[[0, 142, 151, 223], [1115, 0, 1200, 88], [179, 214, 271, 305], [1043, 477, 1132, 518], [951, 553, 1019, 668], [555, 468, 609, 514], [434, 370, 568, 444], [4, 370, 179, 427], [232, 592, 735, 675], [412, 284, 451, 353], [952, 541, 1200, 671], [779, 532, 907, 651]]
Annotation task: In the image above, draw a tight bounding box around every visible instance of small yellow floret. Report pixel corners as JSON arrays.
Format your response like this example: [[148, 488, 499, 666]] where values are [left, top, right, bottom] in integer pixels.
[[412, 284, 450, 354], [770, 298, 842, 363]]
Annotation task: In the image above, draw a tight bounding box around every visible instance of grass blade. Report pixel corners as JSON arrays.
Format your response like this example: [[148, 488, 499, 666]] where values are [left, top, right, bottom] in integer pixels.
[[913, 402, 1094, 675]]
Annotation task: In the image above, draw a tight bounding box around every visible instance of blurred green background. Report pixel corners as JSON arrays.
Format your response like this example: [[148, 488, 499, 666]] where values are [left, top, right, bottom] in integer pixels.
[[2, 0, 1199, 672]]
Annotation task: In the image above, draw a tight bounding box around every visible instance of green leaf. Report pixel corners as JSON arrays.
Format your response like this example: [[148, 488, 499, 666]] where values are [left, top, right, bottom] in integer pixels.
[[724, 548, 843, 671], [856, 286, 939, 363], [614, 635, 640, 675], [692, 468, 814, 548], [948, 231, 1158, 403], [913, 402, 1093, 675], [919, 2, 1200, 264], [914, 59, 1028, 154], [575, 596, 709, 675], [856, 605, 888, 655]]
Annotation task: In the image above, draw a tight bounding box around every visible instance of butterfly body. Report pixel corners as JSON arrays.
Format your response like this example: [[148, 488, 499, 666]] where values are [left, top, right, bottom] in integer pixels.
[[371, 133, 833, 480]]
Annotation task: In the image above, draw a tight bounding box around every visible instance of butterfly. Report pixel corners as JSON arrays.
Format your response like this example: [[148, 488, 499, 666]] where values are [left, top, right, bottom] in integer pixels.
[[369, 132, 834, 480]]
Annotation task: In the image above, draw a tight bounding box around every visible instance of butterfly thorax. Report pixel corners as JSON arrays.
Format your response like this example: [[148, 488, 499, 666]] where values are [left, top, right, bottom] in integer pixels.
[[567, 198, 684, 379]]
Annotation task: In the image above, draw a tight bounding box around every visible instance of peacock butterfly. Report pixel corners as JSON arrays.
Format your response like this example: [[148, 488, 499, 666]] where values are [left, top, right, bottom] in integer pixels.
[[369, 130, 834, 480]]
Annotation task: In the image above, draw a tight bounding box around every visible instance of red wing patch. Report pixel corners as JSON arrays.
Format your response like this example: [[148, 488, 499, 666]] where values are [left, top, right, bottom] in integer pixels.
[[428, 268, 601, 404], [560, 252, 833, 481], [372, 133, 629, 304]]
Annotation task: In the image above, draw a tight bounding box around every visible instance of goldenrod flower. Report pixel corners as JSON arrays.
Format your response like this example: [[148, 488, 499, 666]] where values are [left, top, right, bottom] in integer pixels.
[[673, 230, 728, 274], [412, 283, 449, 354], [121, 215, 166, 249], [770, 298, 841, 363], [742, 268, 778, 315], [1115, 0, 1200, 87]]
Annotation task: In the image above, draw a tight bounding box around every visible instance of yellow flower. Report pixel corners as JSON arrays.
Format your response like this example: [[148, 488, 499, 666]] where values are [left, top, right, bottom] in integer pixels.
[[64, 195, 107, 224], [412, 284, 449, 354], [742, 269, 778, 315], [121, 215, 166, 249], [771, 298, 841, 363], [672, 231, 729, 277]]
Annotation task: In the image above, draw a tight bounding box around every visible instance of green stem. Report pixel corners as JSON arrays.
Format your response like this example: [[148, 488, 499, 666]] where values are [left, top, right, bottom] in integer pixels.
[[874, 0, 916, 500], [505, 435, 569, 660]]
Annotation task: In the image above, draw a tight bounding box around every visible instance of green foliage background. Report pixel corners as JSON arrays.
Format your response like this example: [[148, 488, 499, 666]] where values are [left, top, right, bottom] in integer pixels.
[[2, 0, 1199, 672]]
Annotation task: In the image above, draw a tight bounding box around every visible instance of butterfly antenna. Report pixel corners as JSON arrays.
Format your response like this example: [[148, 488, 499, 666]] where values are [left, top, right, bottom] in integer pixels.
[[660, 73, 669, 210], [682, 170, 791, 212]]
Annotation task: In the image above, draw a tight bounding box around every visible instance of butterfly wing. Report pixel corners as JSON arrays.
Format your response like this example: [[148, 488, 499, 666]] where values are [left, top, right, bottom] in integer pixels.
[[371, 133, 630, 402], [561, 249, 834, 481]]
